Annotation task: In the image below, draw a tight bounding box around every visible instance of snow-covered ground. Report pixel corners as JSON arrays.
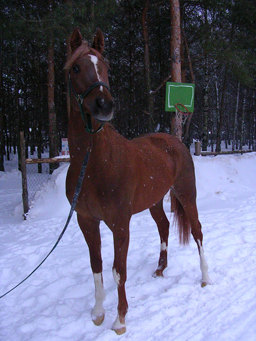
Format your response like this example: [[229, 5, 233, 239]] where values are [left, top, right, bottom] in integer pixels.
[[1, 152, 256, 341]]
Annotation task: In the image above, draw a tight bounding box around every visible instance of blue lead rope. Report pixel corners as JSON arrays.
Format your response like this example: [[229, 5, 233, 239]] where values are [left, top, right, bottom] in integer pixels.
[[1, 71, 108, 299], [0, 149, 91, 299]]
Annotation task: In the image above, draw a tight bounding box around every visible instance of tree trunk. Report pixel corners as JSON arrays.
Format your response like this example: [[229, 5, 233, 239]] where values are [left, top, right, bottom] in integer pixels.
[[66, 35, 71, 119], [182, 27, 195, 147], [65, 0, 72, 119], [214, 75, 220, 149], [202, 53, 209, 151], [20, 131, 29, 218], [15, 40, 22, 170], [201, 7, 210, 152], [232, 82, 240, 151], [254, 110, 256, 151], [0, 31, 4, 171], [170, 0, 182, 212], [37, 121, 42, 174], [128, 4, 136, 138], [239, 88, 247, 150], [170, 0, 182, 140], [157, 6, 165, 130], [6, 133, 10, 160], [216, 67, 227, 152], [0, 111, 4, 171], [252, 91, 256, 151], [47, 35, 59, 173], [180, 32, 186, 83], [142, 0, 154, 130]]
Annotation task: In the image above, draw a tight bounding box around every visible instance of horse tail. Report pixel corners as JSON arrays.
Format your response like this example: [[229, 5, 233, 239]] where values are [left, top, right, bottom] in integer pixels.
[[171, 192, 190, 245]]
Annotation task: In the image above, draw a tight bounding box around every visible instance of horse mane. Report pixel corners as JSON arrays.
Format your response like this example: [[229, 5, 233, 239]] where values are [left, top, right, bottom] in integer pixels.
[[64, 40, 90, 70]]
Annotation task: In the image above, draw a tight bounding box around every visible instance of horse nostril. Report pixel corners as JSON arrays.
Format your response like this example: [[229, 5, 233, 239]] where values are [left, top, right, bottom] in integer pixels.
[[96, 97, 105, 108], [94, 97, 114, 118]]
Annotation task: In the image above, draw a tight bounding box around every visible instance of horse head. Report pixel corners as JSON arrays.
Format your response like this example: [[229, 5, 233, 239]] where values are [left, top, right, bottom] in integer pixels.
[[66, 28, 114, 123]]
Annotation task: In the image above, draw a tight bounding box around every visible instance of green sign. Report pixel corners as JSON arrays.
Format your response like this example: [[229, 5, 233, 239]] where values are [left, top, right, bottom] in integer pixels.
[[165, 82, 195, 112]]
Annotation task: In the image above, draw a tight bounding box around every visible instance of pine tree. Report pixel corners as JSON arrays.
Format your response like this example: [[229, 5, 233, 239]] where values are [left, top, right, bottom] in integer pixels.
[[170, 0, 182, 140]]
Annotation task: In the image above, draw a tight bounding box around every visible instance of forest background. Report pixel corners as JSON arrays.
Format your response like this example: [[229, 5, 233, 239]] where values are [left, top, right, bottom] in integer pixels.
[[0, 0, 256, 172]]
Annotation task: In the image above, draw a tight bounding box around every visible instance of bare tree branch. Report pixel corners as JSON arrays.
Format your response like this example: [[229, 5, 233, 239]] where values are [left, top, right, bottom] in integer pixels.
[[150, 74, 172, 96]]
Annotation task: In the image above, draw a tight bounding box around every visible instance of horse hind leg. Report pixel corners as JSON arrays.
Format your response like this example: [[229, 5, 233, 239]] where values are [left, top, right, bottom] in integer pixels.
[[77, 214, 105, 326], [171, 193, 211, 286], [150, 199, 170, 277], [190, 218, 211, 287]]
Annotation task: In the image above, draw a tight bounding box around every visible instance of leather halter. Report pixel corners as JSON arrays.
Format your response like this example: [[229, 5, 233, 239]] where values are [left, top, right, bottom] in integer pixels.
[[68, 73, 110, 134]]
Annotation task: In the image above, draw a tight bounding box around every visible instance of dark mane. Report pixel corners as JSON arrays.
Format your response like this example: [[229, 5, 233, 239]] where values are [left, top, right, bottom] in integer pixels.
[[64, 40, 90, 70]]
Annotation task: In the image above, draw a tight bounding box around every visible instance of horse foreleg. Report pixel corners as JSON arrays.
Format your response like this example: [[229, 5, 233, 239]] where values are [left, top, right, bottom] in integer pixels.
[[77, 214, 105, 326], [111, 223, 130, 335], [150, 200, 170, 277]]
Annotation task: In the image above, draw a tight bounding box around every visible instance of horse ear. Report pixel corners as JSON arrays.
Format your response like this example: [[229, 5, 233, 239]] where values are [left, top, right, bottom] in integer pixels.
[[92, 28, 104, 54], [70, 28, 83, 52]]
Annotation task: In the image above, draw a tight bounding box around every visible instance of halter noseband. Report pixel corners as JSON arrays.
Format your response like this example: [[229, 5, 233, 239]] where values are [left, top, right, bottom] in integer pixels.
[[68, 73, 110, 134]]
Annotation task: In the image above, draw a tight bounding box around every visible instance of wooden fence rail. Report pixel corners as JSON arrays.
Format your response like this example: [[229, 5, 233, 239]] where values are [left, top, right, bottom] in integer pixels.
[[25, 157, 70, 164], [200, 150, 254, 156], [194, 141, 254, 156]]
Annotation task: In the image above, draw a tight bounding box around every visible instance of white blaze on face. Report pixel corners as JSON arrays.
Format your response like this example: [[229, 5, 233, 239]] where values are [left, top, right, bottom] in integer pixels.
[[89, 54, 103, 92]]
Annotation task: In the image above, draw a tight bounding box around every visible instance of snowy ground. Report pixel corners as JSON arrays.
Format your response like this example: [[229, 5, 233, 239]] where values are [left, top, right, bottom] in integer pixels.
[[1, 152, 256, 341]]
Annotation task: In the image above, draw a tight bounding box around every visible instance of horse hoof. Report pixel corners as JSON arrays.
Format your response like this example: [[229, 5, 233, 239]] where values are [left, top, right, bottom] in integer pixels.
[[113, 326, 126, 335], [92, 314, 105, 326], [201, 281, 207, 288], [112, 316, 126, 335]]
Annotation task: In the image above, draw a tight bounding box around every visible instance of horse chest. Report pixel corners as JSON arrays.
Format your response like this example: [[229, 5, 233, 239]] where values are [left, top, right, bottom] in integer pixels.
[[67, 160, 128, 219]]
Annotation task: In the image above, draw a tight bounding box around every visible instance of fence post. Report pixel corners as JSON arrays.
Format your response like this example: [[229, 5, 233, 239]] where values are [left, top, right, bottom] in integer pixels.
[[20, 131, 29, 218], [194, 141, 201, 156]]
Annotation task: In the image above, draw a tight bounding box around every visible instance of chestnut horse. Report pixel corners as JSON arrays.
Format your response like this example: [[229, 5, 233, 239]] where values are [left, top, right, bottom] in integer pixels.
[[65, 28, 210, 335]]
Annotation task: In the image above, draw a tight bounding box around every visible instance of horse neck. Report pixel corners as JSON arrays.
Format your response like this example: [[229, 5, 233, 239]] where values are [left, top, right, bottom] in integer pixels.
[[68, 108, 114, 161]]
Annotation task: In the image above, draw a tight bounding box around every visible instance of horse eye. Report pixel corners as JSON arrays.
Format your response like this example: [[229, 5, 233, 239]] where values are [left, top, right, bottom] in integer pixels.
[[72, 64, 80, 74]]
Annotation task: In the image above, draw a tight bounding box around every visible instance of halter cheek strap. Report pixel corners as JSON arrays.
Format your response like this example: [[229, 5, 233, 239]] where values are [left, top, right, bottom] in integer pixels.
[[68, 74, 110, 134]]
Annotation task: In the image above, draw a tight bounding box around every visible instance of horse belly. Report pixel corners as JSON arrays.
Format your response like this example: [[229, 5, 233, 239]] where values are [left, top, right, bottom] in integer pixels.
[[132, 161, 174, 214]]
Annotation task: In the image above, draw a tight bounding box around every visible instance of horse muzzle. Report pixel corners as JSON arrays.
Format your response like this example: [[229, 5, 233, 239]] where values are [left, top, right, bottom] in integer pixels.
[[91, 97, 115, 122]]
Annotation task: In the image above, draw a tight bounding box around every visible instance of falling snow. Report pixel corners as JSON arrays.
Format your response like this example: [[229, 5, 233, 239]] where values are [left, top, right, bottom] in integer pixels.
[[1, 152, 256, 340]]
